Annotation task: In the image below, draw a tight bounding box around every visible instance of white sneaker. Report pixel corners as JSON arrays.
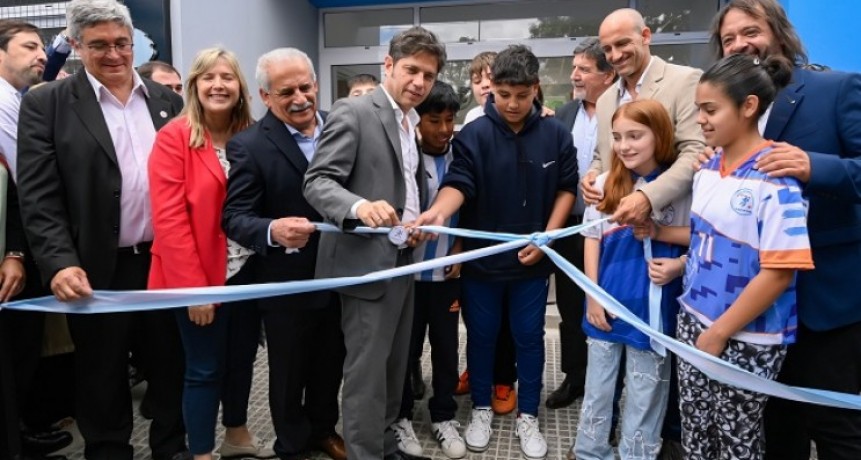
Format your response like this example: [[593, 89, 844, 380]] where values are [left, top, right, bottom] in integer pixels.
[[464, 408, 493, 452], [516, 414, 547, 460], [217, 435, 277, 459], [432, 420, 467, 459], [391, 417, 423, 456]]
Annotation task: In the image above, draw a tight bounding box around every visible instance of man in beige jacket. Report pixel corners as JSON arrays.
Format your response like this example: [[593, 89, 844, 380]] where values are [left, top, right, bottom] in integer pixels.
[[581, 8, 704, 225]]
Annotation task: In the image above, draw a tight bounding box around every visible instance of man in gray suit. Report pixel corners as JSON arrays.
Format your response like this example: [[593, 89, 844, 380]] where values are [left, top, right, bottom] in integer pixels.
[[303, 26, 445, 460]]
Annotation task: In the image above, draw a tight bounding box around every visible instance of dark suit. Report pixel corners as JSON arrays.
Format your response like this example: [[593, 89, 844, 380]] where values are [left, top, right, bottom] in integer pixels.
[[304, 87, 427, 459], [223, 110, 344, 459], [0, 174, 41, 460], [763, 68, 861, 460], [551, 99, 589, 389], [16, 71, 186, 460]]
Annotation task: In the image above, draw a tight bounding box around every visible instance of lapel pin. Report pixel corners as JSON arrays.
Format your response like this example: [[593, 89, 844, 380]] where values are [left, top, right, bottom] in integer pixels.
[[159, 110, 168, 118]]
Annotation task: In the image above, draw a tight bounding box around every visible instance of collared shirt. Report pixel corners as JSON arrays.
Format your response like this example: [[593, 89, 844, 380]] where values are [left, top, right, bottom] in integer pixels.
[[571, 102, 598, 215], [0, 76, 22, 181], [758, 102, 774, 136], [268, 113, 324, 249], [381, 86, 421, 223], [618, 56, 655, 105], [285, 112, 323, 163], [85, 70, 157, 247], [348, 88, 421, 223], [50, 33, 72, 54]]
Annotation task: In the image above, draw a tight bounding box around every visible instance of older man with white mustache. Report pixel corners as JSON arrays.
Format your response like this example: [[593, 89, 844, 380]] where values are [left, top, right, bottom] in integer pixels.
[[222, 47, 347, 460]]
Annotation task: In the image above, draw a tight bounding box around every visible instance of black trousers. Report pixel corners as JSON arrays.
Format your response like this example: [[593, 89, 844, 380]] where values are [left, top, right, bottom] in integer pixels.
[[401, 280, 461, 422], [553, 215, 588, 386], [0, 258, 50, 459], [66, 251, 186, 460], [260, 292, 345, 459], [764, 320, 861, 460], [0, 313, 25, 460], [220, 262, 262, 429], [0, 310, 46, 460]]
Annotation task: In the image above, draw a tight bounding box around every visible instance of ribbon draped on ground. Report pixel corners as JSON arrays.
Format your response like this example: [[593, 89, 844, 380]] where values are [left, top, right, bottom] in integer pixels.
[[4, 221, 861, 411]]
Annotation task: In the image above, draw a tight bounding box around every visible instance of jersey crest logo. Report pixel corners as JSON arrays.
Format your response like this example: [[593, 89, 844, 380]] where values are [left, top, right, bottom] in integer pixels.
[[731, 188, 754, 216], [658, 204, 675, 226]]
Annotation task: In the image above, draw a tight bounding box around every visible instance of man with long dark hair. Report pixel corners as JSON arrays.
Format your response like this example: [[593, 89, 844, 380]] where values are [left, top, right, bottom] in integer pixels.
[[711, 1, 861, 459]]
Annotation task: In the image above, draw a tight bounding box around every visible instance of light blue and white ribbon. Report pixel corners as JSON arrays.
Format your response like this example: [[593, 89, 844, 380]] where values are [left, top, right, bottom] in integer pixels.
[[642, 237, 666, 357], [4, 220, 861, 411]]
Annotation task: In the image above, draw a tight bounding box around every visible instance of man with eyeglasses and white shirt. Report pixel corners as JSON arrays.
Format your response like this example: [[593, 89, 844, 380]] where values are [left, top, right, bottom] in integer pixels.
[[15, 1, 187, 459]]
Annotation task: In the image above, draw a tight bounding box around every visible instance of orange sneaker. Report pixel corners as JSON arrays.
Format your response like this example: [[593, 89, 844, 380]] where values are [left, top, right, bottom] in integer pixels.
[[491, 384, 516, 415], [455, 369, 470, 395]]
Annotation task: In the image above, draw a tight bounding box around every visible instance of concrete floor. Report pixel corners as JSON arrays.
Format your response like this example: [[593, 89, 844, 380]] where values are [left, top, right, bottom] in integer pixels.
[[52, 278, 818, 459], [56, 324, 587, 460]]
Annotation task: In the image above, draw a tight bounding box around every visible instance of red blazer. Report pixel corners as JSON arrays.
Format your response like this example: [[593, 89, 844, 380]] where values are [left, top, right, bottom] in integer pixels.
[[148, 116, 227, 290]]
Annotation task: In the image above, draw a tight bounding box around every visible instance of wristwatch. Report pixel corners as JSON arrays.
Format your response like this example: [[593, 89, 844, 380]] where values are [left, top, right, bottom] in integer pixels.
[[4, 251, 25, 261]]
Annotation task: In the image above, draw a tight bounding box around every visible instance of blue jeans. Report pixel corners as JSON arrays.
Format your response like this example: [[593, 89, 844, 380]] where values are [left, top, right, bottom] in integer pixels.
[[175, 306, 228, 455], [175, 266, 261, 455], [575, 339, 670, 460], [462, 277, 548, 416]]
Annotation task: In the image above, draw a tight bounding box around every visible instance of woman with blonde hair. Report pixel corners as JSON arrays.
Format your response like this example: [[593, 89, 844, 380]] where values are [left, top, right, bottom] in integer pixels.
[[148, 48, 273, 460]]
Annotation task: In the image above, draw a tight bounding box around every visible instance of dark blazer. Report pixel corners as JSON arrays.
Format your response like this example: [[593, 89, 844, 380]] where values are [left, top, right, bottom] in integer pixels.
[[555, 98, 582, 132], [764, 68, 861, 330], [303, 87, 427, 300], [16, 71, 183, 288], [222, 110, 331, 309], [3, 170, 25, 256]]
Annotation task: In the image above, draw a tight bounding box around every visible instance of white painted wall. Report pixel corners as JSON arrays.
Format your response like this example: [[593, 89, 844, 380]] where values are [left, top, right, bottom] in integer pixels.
[[170, 0, 319, 118]]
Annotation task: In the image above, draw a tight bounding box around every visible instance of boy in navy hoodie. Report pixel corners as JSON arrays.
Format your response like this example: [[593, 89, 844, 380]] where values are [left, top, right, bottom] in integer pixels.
[[414, 45, 577, 460]]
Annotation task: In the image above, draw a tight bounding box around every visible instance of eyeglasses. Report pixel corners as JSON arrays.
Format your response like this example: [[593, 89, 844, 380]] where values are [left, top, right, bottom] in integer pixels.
[[84, 42, 134, 56]]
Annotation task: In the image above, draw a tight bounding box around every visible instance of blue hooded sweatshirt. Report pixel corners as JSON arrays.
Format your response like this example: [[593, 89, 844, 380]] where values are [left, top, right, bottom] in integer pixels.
[[441, 95, 578, 281]]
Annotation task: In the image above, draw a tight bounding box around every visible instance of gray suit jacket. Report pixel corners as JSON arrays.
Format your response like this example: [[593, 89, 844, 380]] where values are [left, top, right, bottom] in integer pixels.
[[304, 87, 426, 300], [591, 56, 704, 216]]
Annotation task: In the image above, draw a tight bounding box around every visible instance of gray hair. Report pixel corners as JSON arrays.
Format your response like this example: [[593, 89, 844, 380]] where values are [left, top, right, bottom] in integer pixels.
[[66, 0, 133, 42], [573, 37, 614, 75], [255, 48, 317, 91]]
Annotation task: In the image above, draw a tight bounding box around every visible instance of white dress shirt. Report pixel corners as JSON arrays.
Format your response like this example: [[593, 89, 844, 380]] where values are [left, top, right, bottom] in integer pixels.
[[0, 77, 22, 181], [618, 56, 655, 105], [350, 87, 421, 224], [85, 70, 157, 246]]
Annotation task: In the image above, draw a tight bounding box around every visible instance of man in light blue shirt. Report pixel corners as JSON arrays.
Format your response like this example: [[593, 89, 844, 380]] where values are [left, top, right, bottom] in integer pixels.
[[547, 37, 616, 411], [222, 47, 348, 460]]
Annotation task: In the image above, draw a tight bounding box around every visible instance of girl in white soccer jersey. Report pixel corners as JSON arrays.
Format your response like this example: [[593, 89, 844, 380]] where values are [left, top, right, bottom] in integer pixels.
[[679, 53, 814, 459]]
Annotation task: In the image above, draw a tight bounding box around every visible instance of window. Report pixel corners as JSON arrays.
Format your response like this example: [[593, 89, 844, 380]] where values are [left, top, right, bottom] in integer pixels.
[[324, 8, 413, 48], [331, 64, 382, 100], [437, 56, 576, 125], [652, 43, 714, 70], [319, 1, 720, 109], [420, 0, 628, 43], [639, 0, 722, 33]]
